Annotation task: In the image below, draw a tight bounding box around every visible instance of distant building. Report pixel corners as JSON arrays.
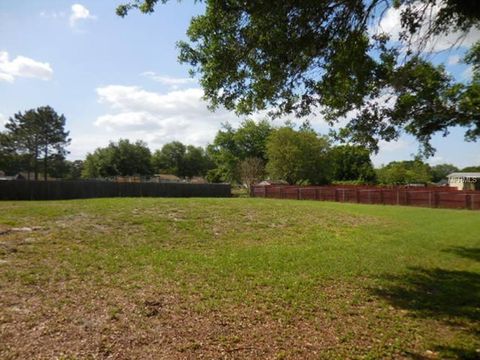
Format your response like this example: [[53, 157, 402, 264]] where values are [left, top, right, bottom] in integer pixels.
[[257, 180, 289, 186], [153, 174, 181, 183], [190, 176, 207, 184], [447, 172, 480, 191], [0, 173, 26, 181], [115, 176, 142, 183], [435, 179, 449, 187]]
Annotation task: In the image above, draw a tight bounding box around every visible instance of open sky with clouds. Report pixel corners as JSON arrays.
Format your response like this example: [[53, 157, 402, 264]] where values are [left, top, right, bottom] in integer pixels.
[[0, 1, 478, 168]]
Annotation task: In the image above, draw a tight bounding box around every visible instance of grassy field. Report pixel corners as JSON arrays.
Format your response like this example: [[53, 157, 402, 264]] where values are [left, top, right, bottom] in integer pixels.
[[0, 198, 479, 359]]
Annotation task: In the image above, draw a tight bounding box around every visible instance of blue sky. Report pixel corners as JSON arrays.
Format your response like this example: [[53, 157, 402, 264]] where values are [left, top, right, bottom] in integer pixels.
[[0, 1, 479, 168]]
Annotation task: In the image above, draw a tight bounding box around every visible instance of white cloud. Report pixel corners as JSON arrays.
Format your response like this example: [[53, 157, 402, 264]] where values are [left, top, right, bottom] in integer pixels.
[[96, 112, 161, 131], [93, 84, 336, 153], [447, 55, 461, 65], [141, 72, 196, 89], [0, 51, 53, 83], [69, 133, 116, 160], [428, 156, 444, 165], [371, 138, 415, 167], [377, 5, 402, 36], [0, 73, 14, 83], [69, 4, 96, 28], [378, 138, 411, 152], [94, 85, 244, 150], [66, 85, 316, 158], [40, 10, 66, 19], [375, 2, 480, 53]]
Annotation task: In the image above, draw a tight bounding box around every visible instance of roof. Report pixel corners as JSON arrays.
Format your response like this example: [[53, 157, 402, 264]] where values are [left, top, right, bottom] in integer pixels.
[[257, 180, 289, 186], [190, 177, 207, 184], [447, 172, 480, 178], [154, 174, 181, 181]]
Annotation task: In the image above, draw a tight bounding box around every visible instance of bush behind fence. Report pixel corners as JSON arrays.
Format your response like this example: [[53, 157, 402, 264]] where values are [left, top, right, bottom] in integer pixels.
[[0, 180, 231, 200], [252, 185, 480, 210]]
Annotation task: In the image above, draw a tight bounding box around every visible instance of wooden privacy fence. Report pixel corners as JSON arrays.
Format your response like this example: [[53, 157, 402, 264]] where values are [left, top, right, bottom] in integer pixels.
[[0, 180, 231, 201], [252, 185, 480, 210]]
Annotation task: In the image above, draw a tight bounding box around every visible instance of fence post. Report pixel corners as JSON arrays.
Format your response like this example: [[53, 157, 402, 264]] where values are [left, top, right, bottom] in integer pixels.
[[434, 191, 440, 208], [355, 188, 359, 203], [406, 191, 409, 205], [465, 194, 473, 210], [429, 191, 432, 208], [315, 188, 319, 201], [380, 189, 384, 205], [334, 189, 339, 202], [297, 188, 301, 200], [396, 189, 400, 205]]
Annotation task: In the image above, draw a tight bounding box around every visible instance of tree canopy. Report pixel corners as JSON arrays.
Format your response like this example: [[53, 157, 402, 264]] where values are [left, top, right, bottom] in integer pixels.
[[152, 141, 213, 178], [330, 145, 376, 183], [1, 106, 70, 180], [0, 132, 29, 176], [82, 139, 153, 178], [117, 0, 480, 156], [207, 119, 273, 183], [462, 165, 480, 172], [266, 125, 331, 185], [430, 163, 459, 182], [376, 159, 432, 185]]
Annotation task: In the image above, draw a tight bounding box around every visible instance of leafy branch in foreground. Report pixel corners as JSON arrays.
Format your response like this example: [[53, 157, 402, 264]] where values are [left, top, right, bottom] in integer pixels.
[[117, 0, 480, 155]]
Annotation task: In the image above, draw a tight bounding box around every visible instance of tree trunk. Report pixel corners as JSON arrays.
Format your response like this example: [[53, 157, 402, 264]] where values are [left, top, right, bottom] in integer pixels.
[[34, 137, 39, 181], [44, 145, 48, 181]]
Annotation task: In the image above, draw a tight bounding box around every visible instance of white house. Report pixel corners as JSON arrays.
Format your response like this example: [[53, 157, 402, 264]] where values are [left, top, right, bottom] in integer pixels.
[[447, 172, 480, 191]]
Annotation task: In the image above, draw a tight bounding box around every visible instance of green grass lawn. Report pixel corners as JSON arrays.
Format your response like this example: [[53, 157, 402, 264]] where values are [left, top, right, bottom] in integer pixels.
[[0, 198, 479, 359]]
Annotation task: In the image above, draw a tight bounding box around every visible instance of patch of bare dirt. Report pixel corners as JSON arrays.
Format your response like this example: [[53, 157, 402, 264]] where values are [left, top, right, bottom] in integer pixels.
[[0, 226, 44, 236], [0, 226, 44, 257], [0, 279, 365, 360]]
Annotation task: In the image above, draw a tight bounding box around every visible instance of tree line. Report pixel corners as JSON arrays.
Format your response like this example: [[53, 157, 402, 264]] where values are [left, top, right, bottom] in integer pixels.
[[81, 139, 214, 179], [1, 108, 477, 187]]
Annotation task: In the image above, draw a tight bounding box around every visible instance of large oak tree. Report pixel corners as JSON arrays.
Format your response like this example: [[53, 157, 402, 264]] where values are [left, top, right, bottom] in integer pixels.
[[82, 139, 153, 178], [152, 141, 214, 178], [207, 119, 273, 183], [117, 0, 480, 156], [266, 125, 331, 185]]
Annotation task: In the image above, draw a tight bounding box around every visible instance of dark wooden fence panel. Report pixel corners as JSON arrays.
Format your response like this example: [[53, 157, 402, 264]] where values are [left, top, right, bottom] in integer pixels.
[[407, 191, 432, 208], [472, 194, 480, 210], [319, 188, 336, 202], [299, 188, 316, 200], [252, 185, 480, 210], [437, 192, 468, 209], [0, 180, 231, 200]]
